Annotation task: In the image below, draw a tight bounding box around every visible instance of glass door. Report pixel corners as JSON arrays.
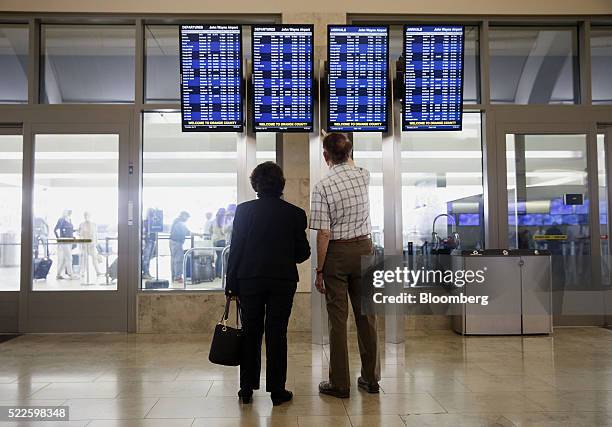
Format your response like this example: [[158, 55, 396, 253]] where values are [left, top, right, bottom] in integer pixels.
[[505, 133, 592, 289], [0, 127, 22, 332], [23, 118, 131, 332]]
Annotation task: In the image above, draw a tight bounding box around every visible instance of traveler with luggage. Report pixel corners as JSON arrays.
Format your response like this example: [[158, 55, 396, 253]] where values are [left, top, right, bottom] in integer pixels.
[[225, 161, 310, 406], [169, 211, 201, 284], [310, 132, 380, 398]]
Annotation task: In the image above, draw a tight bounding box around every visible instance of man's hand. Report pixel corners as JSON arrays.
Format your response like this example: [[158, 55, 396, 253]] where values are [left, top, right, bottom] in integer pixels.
[[315, 272, 325, 294]]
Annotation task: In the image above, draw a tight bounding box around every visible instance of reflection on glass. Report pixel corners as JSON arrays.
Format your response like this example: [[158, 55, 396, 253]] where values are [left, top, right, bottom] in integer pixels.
[[591, 27, 612, 104], [598, 134, 610, 286], [353, 133, 384, 252], [142, 112, 238, 290], [41, 25, 135, 104], [0, 134, 22, 291], [489, 27, 579, 104], [389, 25, 479, 103], [0, 25, 28, 103], [506, 134, 590, 289], [32, 134, 119, 291], [401, 113, 484, 256]]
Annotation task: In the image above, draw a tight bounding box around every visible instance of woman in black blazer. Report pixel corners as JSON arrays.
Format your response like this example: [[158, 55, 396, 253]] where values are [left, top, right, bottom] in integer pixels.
[[225, 162, 310, 406]]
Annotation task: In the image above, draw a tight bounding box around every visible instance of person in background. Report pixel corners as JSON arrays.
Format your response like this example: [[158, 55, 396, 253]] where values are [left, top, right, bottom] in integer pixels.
[[142, 208, 158, 280], [225, 161, 310, 406], [78, 212, 102, 277], [169, 211, 200, 284], [203, 212, 214, 240], [224, 204, 237, 244], [54, 209, 76, 280], [211, 208, 227, 278], [310, 132, 380, 398]]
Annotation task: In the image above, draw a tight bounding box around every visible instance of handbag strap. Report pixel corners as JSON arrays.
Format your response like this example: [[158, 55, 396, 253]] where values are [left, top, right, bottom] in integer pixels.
[[220, 296, 242, 328]]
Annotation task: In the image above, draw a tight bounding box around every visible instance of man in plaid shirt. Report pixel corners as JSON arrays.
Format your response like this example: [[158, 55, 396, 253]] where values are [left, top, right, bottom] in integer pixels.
[[310, 132, 380, 398]]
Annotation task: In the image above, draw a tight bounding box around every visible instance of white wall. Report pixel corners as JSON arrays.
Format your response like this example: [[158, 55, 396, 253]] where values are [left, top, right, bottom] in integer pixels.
[[1, 0, 612, 15]]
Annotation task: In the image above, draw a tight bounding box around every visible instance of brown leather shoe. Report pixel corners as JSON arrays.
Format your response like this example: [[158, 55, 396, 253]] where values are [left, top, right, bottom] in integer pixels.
[[357, 376, 380, 393], [318, 381, 350, 398]]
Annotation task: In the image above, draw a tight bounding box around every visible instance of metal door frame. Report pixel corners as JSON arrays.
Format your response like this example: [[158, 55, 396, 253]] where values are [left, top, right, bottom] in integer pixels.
[[18, 107, 133, 333]]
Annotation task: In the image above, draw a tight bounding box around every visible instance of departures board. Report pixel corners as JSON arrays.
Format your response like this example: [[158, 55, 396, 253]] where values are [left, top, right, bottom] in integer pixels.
[[180, 25, 243, 132], [327, 26, 389, 132], [403, 25, 464, 131], [252, 25, 314, 132]]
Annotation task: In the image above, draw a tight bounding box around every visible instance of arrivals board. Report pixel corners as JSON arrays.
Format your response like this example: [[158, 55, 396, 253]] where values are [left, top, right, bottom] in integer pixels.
[[327, 26, 389, 132], [180, 25, 243, 132], [252, 25, 314, 132], [403, 25, 464, 131]]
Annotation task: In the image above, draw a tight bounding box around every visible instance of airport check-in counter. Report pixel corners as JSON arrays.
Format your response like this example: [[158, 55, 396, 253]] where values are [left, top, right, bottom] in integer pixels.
[[451, 249, 553, 335]]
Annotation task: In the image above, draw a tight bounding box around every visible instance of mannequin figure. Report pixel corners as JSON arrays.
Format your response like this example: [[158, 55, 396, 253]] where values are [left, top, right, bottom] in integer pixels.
[[79, 212, 102, 277], [54, 209, 76, 280]]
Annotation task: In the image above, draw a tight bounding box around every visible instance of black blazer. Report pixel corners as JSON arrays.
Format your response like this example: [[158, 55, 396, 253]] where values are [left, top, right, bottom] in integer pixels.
[[225, 196, 310, 295]]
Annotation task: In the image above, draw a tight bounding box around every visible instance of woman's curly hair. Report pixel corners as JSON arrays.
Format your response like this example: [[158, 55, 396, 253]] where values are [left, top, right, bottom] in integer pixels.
[[250, 161, 285, 197]]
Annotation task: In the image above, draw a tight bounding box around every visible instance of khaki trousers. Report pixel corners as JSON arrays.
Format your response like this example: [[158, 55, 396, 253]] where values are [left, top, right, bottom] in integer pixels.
[[323, 238, 380, 390]]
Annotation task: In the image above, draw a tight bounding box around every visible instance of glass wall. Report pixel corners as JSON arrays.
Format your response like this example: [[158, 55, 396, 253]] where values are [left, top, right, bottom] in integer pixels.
[[32, 134, 119, 291], [142, 112, 238, 290], [353, 133, 384, 250], [41, 25, 135, 104], [256, 133, 276, 165], [489, 26, 579, 104], [145, 24, 252, 104], [400, 113, 484, 253], [591, 27, 612, 105], [0, 25, 28, 103], [0, 134, 22, 291], [506, 134, 590, 288], [145, 25, 178, 103]]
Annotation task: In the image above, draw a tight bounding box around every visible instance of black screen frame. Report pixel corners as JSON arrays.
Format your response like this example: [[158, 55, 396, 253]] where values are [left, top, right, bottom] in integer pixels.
[[251, 24, 315, 133], [326, 24, 390, 133], [179, 24, 244, 132], [401, 24, 466, 132]]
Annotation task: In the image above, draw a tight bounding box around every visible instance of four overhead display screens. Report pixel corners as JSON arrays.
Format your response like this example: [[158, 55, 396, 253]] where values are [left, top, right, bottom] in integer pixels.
[[179, 24, 464, 133]]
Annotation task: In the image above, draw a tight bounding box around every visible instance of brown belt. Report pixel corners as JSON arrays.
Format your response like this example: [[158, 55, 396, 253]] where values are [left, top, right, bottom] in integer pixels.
[[330, 234, 370, 243]]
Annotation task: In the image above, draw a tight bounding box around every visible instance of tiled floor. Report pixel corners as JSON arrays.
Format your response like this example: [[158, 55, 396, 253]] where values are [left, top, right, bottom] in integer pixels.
[[2, 328, 612, 425]]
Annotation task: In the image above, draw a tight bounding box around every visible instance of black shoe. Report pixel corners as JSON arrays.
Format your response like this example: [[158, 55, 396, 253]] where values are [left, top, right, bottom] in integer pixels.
[[271, 389, 293, 406], [238, 389, 252, 404], [357, 377, 380, 394], [318, 381, 350, 398]]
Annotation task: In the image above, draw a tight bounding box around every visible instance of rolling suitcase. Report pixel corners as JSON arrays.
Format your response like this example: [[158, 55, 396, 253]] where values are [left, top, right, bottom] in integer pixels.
[[192, 254, 214, 284], [145, 279, 169, 289], [33, 240, 52, 280], [33, 257, 53, 280]]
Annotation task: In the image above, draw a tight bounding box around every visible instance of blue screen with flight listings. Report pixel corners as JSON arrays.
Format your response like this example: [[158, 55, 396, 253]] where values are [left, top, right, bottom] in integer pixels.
[[403, 25, 464, 131], [327, 26, 389, 132], [252, 25, 313, 132], [180, 25, 243, 132]]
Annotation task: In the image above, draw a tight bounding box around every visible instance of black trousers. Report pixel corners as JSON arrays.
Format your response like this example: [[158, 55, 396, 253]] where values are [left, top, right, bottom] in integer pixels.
[[239, 279, 296, 393]]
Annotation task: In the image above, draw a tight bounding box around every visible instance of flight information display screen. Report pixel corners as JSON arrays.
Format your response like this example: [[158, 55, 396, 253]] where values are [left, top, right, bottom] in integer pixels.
[[403, 25, 464, 131], [252, 25, 314, 132], [327, 26, 389, 132], [180, 25, 243, 132]]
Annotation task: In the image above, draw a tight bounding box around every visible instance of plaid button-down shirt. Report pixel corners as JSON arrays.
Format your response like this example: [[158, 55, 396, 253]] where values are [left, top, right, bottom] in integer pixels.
[[309, 163, 371, 240]]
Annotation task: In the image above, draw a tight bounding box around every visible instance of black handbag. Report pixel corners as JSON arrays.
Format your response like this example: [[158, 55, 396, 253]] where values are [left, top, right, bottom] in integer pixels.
[[208, 297, 243, 366]]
